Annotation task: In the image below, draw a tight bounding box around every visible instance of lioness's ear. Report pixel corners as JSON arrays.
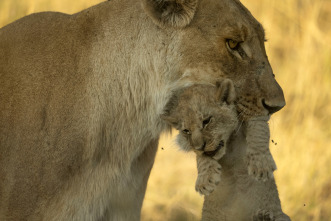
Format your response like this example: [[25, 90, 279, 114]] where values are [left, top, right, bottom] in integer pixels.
[[141, 0, 199, 28], [216, 79, 236, 104]]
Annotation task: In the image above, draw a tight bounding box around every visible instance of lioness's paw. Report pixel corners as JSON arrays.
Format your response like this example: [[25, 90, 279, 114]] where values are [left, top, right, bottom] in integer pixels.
[[246, 152, 277, 181], [253, 210, 275, 221], [195, 160, 222, 196]]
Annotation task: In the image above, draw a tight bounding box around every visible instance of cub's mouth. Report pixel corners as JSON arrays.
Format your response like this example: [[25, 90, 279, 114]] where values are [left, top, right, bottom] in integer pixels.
[[204, 140, 224, 157]]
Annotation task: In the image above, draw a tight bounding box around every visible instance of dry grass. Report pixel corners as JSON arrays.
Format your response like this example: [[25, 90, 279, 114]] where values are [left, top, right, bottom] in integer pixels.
[[1, 0, 330, 220]]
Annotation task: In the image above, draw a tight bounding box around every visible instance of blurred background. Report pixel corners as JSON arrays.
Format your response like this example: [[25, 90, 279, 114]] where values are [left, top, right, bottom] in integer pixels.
[[1, 0, 330, 220]]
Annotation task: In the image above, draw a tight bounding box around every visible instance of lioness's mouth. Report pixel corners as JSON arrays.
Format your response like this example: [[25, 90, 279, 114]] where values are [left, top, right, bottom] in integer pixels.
[[204, 140, 224, 157]]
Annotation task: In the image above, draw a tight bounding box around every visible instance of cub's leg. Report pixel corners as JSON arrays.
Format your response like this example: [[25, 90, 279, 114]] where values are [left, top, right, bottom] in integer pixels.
[[253, 210, 275, 221], [273, 212, 291, 221], [253, 210, 290, 221], [195, 155, 222, 196], [246, 117, 277, 181]]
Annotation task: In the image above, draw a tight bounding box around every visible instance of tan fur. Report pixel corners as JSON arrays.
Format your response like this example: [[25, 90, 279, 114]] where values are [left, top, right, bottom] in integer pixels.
[[202, 128, 291, 221], [0, 0, 285, 220], [162, 80, 238, 195], [162, 82, 288, 219], [141, 0, 198, 28], [246, 116, 277, 181]]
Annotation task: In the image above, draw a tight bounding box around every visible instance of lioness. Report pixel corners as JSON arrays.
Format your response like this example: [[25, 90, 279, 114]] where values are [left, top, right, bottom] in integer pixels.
[[161, 80, 238, 196], [0, 0, 285, 220]]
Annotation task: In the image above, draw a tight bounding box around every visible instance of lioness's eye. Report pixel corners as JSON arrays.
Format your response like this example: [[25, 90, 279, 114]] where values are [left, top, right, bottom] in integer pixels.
[[182, 129, 191, 135], [202, 116, 212, 128], [226, 39, 239, 50]]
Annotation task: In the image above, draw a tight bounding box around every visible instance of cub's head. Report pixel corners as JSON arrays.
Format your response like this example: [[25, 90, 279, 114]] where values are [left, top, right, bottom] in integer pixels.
[[143, 0, 286, 120], [162, 80, 238, 160]]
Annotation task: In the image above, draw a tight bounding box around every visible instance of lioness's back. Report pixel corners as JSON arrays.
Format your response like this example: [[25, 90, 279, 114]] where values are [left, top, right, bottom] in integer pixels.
[[0, 5, 112, 219], [0, 11, 88, 219]]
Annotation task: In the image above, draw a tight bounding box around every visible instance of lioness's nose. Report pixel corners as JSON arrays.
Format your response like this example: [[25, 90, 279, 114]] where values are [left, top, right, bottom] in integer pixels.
[[259, 70, 286, 114], [262, 99, 285, 114]]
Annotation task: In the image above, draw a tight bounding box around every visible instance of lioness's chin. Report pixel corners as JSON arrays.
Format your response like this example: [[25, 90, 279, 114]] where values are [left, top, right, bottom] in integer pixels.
[[237, 102, 269, 120]]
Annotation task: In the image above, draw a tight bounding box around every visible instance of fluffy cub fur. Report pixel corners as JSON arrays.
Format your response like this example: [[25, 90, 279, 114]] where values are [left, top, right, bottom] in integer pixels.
[[162, 78, 277, 194], [245, 116, 277, 181], [162, 80, 238, 195], [201, 127, 291, 221], [162, 79, 286, 220]]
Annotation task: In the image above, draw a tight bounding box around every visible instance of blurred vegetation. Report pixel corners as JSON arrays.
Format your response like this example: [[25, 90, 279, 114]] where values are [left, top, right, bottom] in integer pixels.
[[1, 0, 330, 220]]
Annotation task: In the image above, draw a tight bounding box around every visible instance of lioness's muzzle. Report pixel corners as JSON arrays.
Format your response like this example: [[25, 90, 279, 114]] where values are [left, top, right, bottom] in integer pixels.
[[260, 72, 286, 114]]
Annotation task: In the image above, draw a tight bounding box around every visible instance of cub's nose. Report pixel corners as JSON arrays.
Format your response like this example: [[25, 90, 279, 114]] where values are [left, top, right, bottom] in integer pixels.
[[262, 99, 285, 114]]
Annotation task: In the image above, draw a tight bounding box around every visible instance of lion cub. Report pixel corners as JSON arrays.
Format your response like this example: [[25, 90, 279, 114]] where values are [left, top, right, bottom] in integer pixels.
[[162, 79, 277, 196], [162, 80, 238, 195]]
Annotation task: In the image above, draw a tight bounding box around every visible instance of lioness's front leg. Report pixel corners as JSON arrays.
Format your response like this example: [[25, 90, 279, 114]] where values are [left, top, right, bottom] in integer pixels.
[[195, 155, 222, 196]]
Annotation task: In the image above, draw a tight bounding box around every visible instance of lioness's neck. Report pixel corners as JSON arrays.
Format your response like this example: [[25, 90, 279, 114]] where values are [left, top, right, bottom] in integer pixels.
[[72, 1, 179, 165]]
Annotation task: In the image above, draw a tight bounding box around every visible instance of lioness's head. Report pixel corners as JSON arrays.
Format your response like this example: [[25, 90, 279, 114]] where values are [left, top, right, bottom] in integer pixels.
[[143, 0, 285, 119], [162, 80, 238, 160]]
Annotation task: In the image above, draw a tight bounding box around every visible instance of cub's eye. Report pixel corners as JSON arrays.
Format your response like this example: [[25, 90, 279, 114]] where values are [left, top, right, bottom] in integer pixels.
[[202, 116, 212, 128], [226, 39, 240, 50], [182, 129, 191, 135]]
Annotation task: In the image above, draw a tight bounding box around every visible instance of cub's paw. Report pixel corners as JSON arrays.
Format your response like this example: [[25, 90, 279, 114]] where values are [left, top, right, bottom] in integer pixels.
[[195, 160, 222, 196], [246, 152, 277, 182], [253, 210, 275, 221], [274, 213, 291, 221]]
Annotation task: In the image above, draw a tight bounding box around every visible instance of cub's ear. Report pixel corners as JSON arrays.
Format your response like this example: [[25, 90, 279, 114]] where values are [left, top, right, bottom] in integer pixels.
[[160, 113, 179, 128], [216, 79, 236, 104], [141, 0, 199, 28]]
